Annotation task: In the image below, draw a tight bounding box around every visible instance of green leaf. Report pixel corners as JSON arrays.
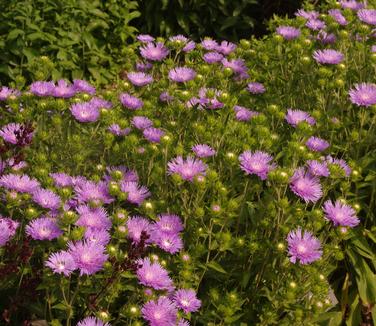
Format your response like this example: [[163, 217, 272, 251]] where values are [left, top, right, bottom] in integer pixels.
[[207, 261, 227, 274], [7, 29, 24, 40]]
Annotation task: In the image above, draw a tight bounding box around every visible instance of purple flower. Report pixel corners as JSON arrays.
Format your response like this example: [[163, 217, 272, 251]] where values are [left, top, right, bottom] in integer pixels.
[[295, 9, 319, 20], [108, 124, 131, 136], [159, 91, 174, 103], [328, 9, 348, 25], [70, 102, 100, 123], [168, 67, 196, 83], [183, 40, 196, 52], [142, 296, 177, 326], [0, 123, 34, 145], [173, 289, 201, 313], [26, 217, 62, 240], [140, 42, 169, 61], [89, 97, 113, 109], [372, 45, 376, 53], [137, 34, 155, 43], [247, 82, 266, 94], [0, 173, 40, 193], [203, 52, 224, 64], [222, 58, 248, 78], [143, 127, 165, 143], [120, 182, 150, 205], [358, 9, 376, 25], [132, 116, 153, 130], [201, 38, 219, 51], [317, 31, 337, 45], [120, 93, 143, 110], [340, 0, 364, 10], [76, 205, 111, 230], [137, 258, 174, 290], [73, 79, 96, 95], [169, 35, 189, 44], [84, 228, 111, 246], [153, 214, 184, 234], [307, 160, 330, 177], [136, 61, 153, 72], [188, 88, 224, 110], [126, 216, 152, 244], [105, 165, 139, 183], [50, 172, 73, 187], [276, 26, 301, 40], [53, 80, 76, 98], [30, 81, 55, 97], [192, 144, 216, 158], [239, 151, 275, 180], [306, 136, 330, 152], [323, 200, 360, 227], [290, 168, 323, 203], [45, 251, 76, 276], [313, 49, 344, 64], [305, 19, 326, 31], [68, 241, 108, 276], [127, 72, 153, 86], [285, 109, 316, 127], [32, 188, 61, 210], [168, 156, 207, 182], [178, 320, 190, 326], [0, 87, 19, 100], [217, 41, 237, 55], [326, 156, 352, 176], [75, 180, 113, 205], [234, 106, 259, 121], [349, 83, 376, 107], [287, 228, 322, 264], [77, 317, 110, 326], [0, 218, 19, 246], [153, 232, 183, 254]]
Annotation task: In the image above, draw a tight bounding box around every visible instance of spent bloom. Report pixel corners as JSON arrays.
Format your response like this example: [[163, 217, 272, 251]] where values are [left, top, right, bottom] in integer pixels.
[[168, 67, 196, 83], [119, 93, 144, 110], [287, 228, 322, 264], [285, 109, 316, 127], [313, 49, 344, 65], [276, 26, 301, 40], [239, 150, 275, 180], [127, 72, 153, 86], [357, 9, 376, 25], [142, 296, 177, 326], [168, 156, 207, 181], [247, 82, 266, 94], [173, 289, 201, 313], [32, 188, 61, 210], [317, 31, 337, 45], [290, 168, 323, 203], [70, 102, 100, 123], [306, 136, 330, 152], [192, 144, 216, 158], [77, 317, 110, 326], [140, 42, 169, 61], [45, 251, 76, 276], [137, 258, 174, 290], [0, 123, 34, 145], [323, 200, 360, 227], [349, 83, 376, 107], [108, 124, 131, 136], [26, 217, 62, 240]]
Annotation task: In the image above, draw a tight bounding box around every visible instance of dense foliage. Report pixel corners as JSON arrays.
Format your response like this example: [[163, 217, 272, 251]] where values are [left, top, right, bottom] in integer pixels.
[[0, 0, 376, 325]]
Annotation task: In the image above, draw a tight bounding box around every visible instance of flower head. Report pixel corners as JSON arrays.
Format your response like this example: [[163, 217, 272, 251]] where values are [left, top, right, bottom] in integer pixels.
[[0, 173, 40, 193], [45, 251, 76, 276], [222, 58, 248, 78], [168, 156, 207, 182], [201, 38, 218, 51], [247, 82, 266, 94], [234, 106, 259, 122], [295, 9, 319, 20], [53, 80, 76, 98], [349, 83, 376, 107], [340, 0, 364, 10], [127, 72, 153, 86], [140, 42, 169, 61], [203, 52, 224, 64], [276, 26, 301, 40], [75, 205, 111, 230], [307, 160, 330, 177], [358, 9, 376, 25], [217, 41, 237, 55], [141, 296, 177, 326], [313, 49, 344, 65], [73, 79, 96, 94], [239, 151, 275, 180], [192, 144, 216, 158], [108, 124, 131, 136], [328, 9, 348, 25], [0, 123, 34, 145], [287, 228, 322, 264], [137, 258, 174, 290], [290, 168, 323, 203], [153, 214, 184, 234], [0, 87, 19, 100], [132, 116, 153, 130], [75, 180, 113, 205], [323, 200, 360, 227], [32, 188, 61, 210], [120, 93, 143, 110], [120, 182, 150, 205], [26, 217, 62, 240], [305, 19, 326, 30], [137, 34, 155, 43], [50, 172, 73, 187], [0, 218, 19, 246], [70, 102, 100, 123], [326, 156, 352, 176], [306, 136, 330, 152], [143, 127, 165, 143], [84, 228, 111, 246], [168, 67, 196, 83], [126, 216, 152, 244], [30, 81, 55, 97], [285, 109, 316, 127], [173, 289, 201, 313], [77, 317, 110, 326], [183, 40, 196, 52]]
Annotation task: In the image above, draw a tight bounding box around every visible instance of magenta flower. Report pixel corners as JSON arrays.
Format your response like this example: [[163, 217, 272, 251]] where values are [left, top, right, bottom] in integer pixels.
[[50, 172, 73, 187], [120, 181, 150, 205], [73, 79, 96, 95], [77, 317, 110, 326], [326, 156, 352, 176], [290, 168, 323, 203], [276, 26, 301, 40], [349, 83, 376, 107], [68, 241, 108, 275], [153, 214, 184, 234], [203, 52, 224, 64], [70, 102, 100, 123], [132, 116, 153, 130], [306, 136, 330, 152], [0, 217, 19, 246], [192, 144, 216, 158], [201, 38, 218, 50], [234, 106, 259, 121], [287, 228, 322, 264], [0, 86, 19, 100], [30, 81, 55, 97], [173, 289, 201, 313], [305, 19, 326, 30], [137, 258, 174, 290], [32, 188, 61, 210], [323, 200, 360, 227], [328, 9, 348, 25], [126, 216, 152, 244], [222, 58, 248, 78], [143, 127, 165, 143], [313, 49, 344, 65], [239, 150, 275, 180], [142, 296, 177, 326], [75, 180, 113, 205], [45, 251, 76, 276], [137, 34, 155, 43], [140, 42, 169, 61], [307, 160, 330, 177], [285, 109, 316, 127], [53, 80, 76, 98], [183, 40, 196, 52], [247, 82, 266, 94], [217, 41, 237, 55], [89, 97, 113, 109], [127, 72, 153, 86], [153, 232, 183, 254], [340, 0, 364, 10], [26, 217, 62, 240], [84, 228, 111, 246], [75, 205, 111, 230], [168, 67, 196, 83], [119, 93, 143, 110], [0, 173, 40, 193], [317, 31, 337, 45], [0, 123, 34, 145], [168, 156, 207, 182], [358, 9, 376, 25]]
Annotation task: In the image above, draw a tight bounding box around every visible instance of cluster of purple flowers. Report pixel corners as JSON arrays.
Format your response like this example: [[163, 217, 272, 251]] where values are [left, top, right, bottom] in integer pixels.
[[30, 79, 95, 97]]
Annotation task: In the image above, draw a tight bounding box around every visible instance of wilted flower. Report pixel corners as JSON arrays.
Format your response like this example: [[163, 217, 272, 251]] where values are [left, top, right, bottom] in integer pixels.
[[26, 217, 62, 240], [137, 258, 174, 290], [323, 200, 360, 227], [168, 156, 207, 181], [349, 83, 376, 107], [290, 168, 323, 203], [32, 188, 61, 210], [192, 144, 216, 158], [287, 228, 322, 264], [168, 67, 196, 83], [127, 72, 153, 86], [120, 93, 144, 110], [247, 82, 266, 94], [159, 91, 174, 102], [357, 9, 376, 25], [285, 109, 316, 127], [0, 217, 19, 246], [108, 124, 131, 136], [276, 26, 301, 40], [306, 136, 330, 152], [173, 289, 201, 313], [45, 251, 76, 276], [239, 150, 275, 180], [141, 296, 177, 326], [313, 49, 344, 64], [140, 42, 169, 61], [70, 102, 100, 123], [317, 31, 337, 45]]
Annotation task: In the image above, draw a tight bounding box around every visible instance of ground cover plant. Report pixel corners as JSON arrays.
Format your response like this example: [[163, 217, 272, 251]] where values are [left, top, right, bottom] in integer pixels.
[[0, 0, 376, 325]]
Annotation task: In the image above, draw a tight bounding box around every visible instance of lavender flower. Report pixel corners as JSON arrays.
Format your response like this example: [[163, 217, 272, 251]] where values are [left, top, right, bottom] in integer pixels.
[[234, 106, 259, 122], [89, 97, 113, 109], [0, 87, 19, 100], [305, 19, 326, 31], [127, 72, 153, 86], [192, 144, 216, 158], [358, 9, 376, 25], [53, 80, 76, 98], [50, 172, 73, 187], [247, 82, 266, 94], [30, 81, 55, 97], [140, 42, 169, 61], [201, 38, 219, 50], [153, 232, 183, 254], [173, 289, 201, 313], [326, 156, 352, 176], [75, 180, 113, 205], [143, 127, 165, 143], [290, 168, 323, 203], [108, 124, 131, 136], [136, 61, 153, 72], [328, 9, 348, 25], [137, 258, 174, 290], [153, 214, 184, 234], [68, 241, 108, 275], [285, 109, 316, 127], [84, 228, 111, 246], [307, 160, 330, 177], [70, 102, 100, 123], [276, 26, 301, 40], [132, 116, 153, 130], [119, 93, 144, 110], [105, 165, 139, 183], [169, 35, 189, 44], [313, 49, 344, 65], [159, 91, 174, 103], [203, 52, 224, 64], [317, 31, 337, 45], [306, 136, 330, 152], [178, 320, 190, 326], [137, 34, 155, 43], [0, 123, 34, 145], [168, 156, 207, 182], [120, 181, 150, 205], [0, 173, 40, 193], [26, 217, 62, 240], [349, 83, 376, 107], [76, 205, 112, 230], [295, 9, 319, 20], [183, 40, 196, 52], [45, 251, 76, 276], [141, 296, 177, 326], [0, 217, 19, 246], [239, 151, 275, 180], [32, 188, 61, 210], [77, 317, 110, 326], [287, 228, 322, 264], [323, 200, 360, 227], [168, 67, 196, 83], [217, 41, 237, 55], [126, 216, 152, 243], [73, 79, 96, 94], [222, 58, 248, 78], [340, 0, 364, 10]]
